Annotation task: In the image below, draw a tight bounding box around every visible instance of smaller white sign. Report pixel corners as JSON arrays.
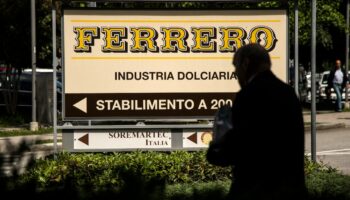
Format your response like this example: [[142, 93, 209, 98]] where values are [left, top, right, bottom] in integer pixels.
[[74, 130, 172, 150], [183, 131, 213, 148]]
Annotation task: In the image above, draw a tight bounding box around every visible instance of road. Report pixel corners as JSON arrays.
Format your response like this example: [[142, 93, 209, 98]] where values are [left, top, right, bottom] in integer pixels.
[[305, 127, 350, 175]]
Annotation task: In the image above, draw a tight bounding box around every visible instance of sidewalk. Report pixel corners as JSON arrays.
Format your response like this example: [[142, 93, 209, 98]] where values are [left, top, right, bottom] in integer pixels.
[[303, 111, 350, 131]]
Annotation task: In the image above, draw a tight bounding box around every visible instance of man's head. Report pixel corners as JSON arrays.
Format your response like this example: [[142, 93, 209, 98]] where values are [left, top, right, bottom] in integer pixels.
[[335, 59, 341, 70], [233, 43, 271, 88]]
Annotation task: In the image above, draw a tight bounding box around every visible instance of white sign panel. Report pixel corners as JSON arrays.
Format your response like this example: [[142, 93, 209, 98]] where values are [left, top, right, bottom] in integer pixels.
[[63, 10, 287, 119], [73, 130, 172, 150]]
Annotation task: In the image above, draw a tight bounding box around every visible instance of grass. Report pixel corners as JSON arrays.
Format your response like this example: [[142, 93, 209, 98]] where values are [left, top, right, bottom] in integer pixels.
[[0, 127, 54, 137]]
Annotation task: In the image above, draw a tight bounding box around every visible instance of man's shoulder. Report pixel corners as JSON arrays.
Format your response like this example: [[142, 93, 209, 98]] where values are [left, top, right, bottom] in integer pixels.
[[240, 72, 295, 98]]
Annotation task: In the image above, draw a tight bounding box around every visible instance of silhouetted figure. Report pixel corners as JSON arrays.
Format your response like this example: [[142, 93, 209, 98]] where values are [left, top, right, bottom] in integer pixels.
[[327, 59, 348, 112], [207, 44, 306, 200]]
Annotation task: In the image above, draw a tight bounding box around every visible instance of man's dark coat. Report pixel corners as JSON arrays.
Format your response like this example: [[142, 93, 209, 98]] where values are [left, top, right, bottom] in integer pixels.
[[207, 70, 305, 200]]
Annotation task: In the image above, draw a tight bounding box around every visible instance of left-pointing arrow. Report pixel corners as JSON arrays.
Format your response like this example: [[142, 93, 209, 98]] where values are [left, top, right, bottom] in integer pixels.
[[78, 134, 89, 145], [187, 132, 197, 144], [73, 97, 87, 113]]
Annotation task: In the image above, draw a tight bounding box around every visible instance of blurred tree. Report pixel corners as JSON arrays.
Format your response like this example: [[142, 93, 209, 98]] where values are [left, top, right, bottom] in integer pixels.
[[287, 0, 347, 72], [0, 0, 30, 115], [0, 0, 347, 115], [0, 0, 54, 115], [230, 0, 347, 72], [0, 0, 31, 70], [36, 0, 54, 68]]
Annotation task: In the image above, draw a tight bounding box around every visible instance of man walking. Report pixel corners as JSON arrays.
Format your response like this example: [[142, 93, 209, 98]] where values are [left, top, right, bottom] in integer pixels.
[[327, 59, 348, 112], [207, 44, 306, 200]]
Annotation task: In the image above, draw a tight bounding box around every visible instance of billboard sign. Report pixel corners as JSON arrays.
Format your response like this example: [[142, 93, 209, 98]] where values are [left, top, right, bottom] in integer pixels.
[[63, 10, 287, 119]]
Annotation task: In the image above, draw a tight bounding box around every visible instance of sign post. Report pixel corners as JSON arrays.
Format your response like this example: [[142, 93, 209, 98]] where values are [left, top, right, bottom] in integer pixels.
[[30, 0, 38, 131]]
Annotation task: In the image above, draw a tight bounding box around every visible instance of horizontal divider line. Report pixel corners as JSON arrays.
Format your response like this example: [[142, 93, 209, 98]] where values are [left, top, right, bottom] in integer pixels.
[[71, 56, 280, 60], [71, 19, 281, 23]]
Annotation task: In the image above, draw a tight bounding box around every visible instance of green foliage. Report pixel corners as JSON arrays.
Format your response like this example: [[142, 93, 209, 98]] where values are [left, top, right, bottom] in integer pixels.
[[36, 0, 55, 68], [0, 115, 25, 127], [257, 1, 281, 8], [304, 155, 338, 175], [164, 180, 230, 200], [304, 156, 350, 199], [307, 171, 350, 199], [20, 151, 231, 191], [0, 0, 347, 74], [0, 0, 30, 69], [0, 152, 348, 199], [0, 0, 54, 68], [289, 0, 346, 49], [0, 127, 53, 137]]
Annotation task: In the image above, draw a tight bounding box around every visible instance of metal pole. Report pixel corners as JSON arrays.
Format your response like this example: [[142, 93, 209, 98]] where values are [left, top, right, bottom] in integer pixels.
[[30, 0, 38, 131], [345, 0, 349, 108], [311, 0, 317, 162], [52, 0, 58, 159], [294, 0, 299, 97]]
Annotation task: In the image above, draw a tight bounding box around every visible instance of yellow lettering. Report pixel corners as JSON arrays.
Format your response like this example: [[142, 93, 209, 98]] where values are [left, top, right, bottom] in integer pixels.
[[130, 27, 158, 52], [101, 27, 127, 52], [161, 28, 188, 52], [248, 26, 277, 51], [71, 25, 279, 53], [73, 27, 99, 52], [219, 27, 246, 52], [191, 27, 216, 52]]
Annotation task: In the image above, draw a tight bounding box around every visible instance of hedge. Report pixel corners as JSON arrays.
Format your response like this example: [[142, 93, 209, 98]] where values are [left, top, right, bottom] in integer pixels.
[[20, 151, 231, 189], [1, 151, 349, 199]]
